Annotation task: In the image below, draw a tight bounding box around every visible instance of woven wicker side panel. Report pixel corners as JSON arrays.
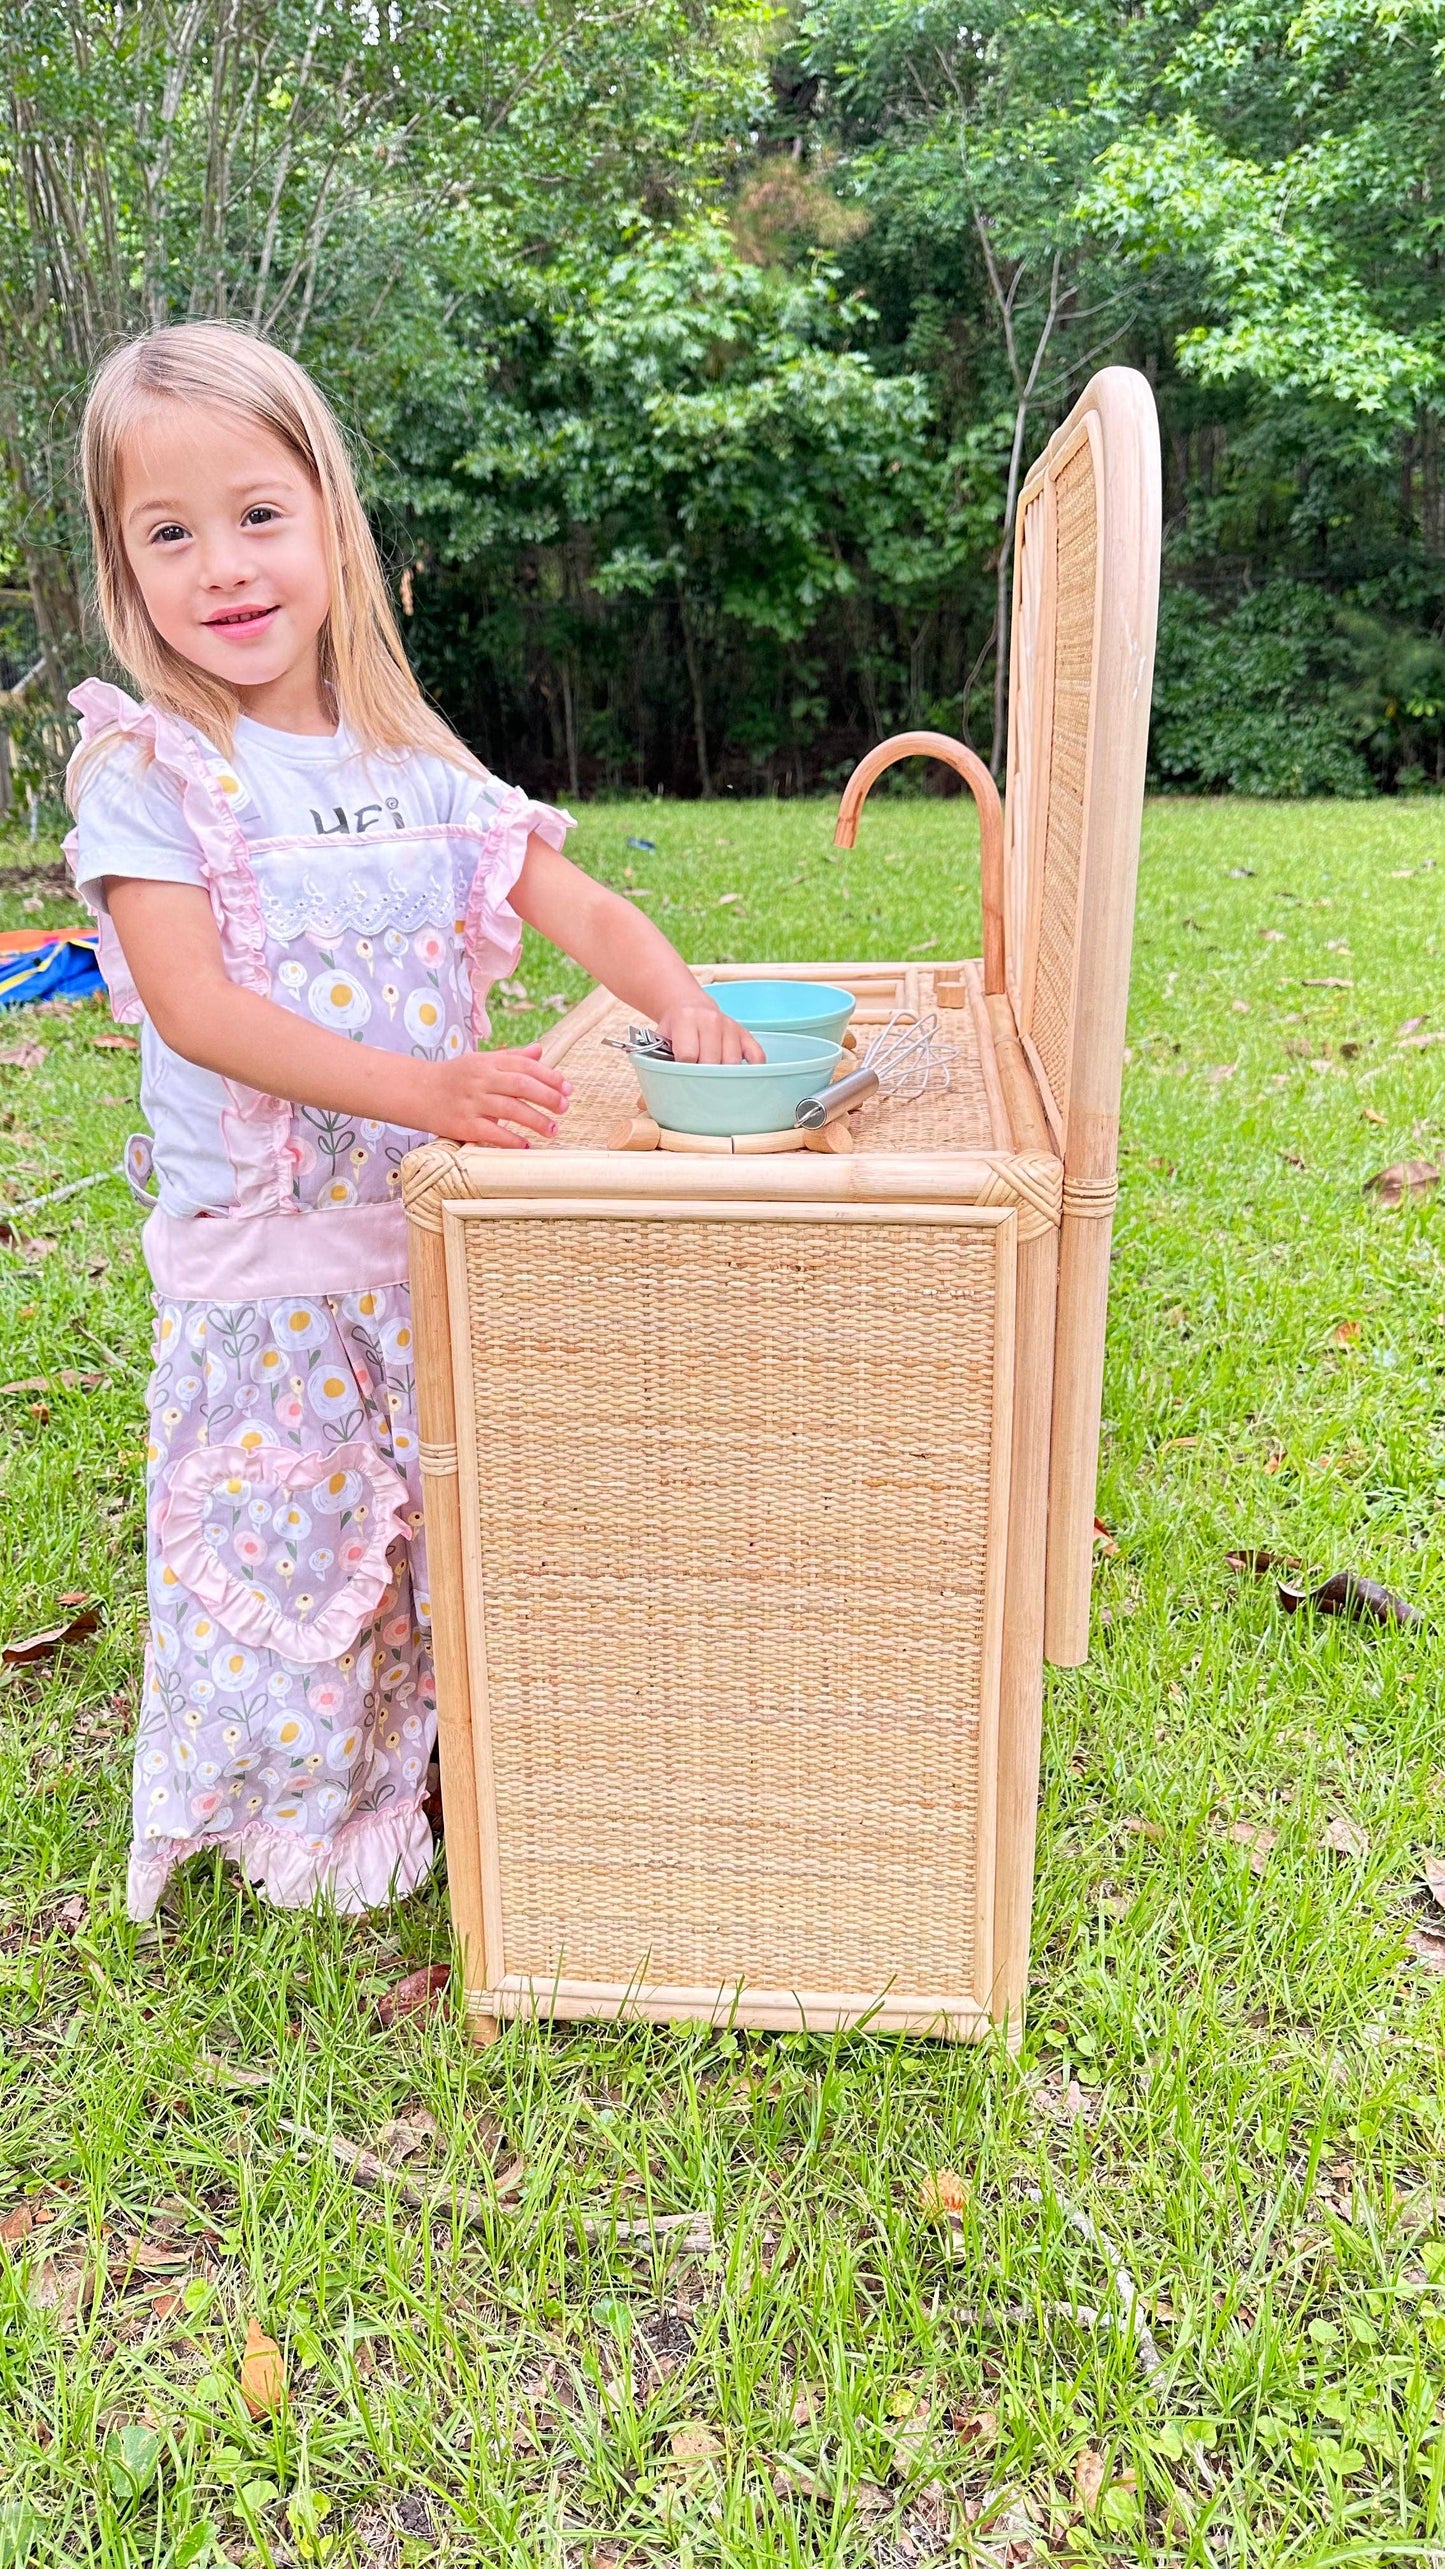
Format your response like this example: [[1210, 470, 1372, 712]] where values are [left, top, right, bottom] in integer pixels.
[[1029, 442, 1098, 1122], [459, 1215, 1003, 1999]]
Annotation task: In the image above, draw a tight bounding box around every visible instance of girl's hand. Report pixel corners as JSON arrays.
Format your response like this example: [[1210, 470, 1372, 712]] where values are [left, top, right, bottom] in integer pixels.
[[655, 994, 765, 1064], [424, 1044, 570, 1148]]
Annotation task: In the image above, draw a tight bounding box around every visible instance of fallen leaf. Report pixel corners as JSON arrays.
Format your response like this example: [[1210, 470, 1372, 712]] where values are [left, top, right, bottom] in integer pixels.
[[240, 2317, 286, 2416], [0, 1042, 44, 1070], [1074, 2448, 1107, 2511], [716, 892, 742, 907], [1228, 1548, 1301, 1577], [492, 2152, 527, 2199], [1092, 1517, 1119, 1556], [1323, 1816, 1369, 1861], [91, 1032, 138, 1052], [1407, 1926, 1445, 1974], [1420, 1854, 1445, 1911], [1121, 1816, 1163, 1842], [1259, 927, 1285, 942], [377, 1962, 450, 2027], [1277, 1571, 1424, 1630], [957, 2408, 998, 2449], [1227, 1820, 1277, 1875], [670, 2422, 722, 2463], [149, 2288, 184, 2320], [1333, 1320, 1361, 1345], [1303, 976, 1353, 989], [30, 2248, 93, 2328], [1398, 1015, 1428, 1038], [1364, 1159, 1440, 1208], [376, 2112, 438, 2162], [917, 2169, 969, 2219], [1362, 1107, 1387, 1125], [0, 2203, 33, 2243], [2, 1606, 101, 1666], [1398, 1030, 1445, 1051]]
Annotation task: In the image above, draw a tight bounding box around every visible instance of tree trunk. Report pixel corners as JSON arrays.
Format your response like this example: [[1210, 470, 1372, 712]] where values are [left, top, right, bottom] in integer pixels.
[[676, 585, 712, 797]]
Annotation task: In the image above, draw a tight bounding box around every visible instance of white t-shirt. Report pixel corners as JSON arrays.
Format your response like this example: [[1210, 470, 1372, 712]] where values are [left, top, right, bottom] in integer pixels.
[[72, 712, 500, 906]]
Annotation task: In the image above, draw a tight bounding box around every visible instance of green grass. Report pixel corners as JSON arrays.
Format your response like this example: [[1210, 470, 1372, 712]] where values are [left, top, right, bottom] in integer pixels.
[[3, 793, 1445, 2567]]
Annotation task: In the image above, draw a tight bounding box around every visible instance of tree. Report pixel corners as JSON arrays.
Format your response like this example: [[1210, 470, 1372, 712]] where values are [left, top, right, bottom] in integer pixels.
[[0, 0, 770, 752]]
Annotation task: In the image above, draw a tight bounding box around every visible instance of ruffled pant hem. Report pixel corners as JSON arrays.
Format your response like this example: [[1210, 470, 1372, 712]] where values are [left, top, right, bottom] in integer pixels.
[[127, 1796, 435, 1921]]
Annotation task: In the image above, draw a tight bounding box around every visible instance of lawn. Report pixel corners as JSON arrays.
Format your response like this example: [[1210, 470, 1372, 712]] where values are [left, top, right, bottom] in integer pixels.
[[3, 791, 1445, 2568]]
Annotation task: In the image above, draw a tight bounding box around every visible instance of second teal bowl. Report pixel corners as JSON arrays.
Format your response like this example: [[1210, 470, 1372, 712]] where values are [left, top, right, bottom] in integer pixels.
[[634, 1032, 842, 1136], [713, 979, 856, 1048]]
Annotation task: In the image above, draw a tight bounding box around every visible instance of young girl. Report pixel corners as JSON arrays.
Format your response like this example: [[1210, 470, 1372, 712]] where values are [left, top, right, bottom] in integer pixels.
[[68, 322, 760, 1923]]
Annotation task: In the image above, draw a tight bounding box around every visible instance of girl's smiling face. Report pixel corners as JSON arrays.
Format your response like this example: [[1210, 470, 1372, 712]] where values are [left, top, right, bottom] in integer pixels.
[[120, 401, 334, 730]]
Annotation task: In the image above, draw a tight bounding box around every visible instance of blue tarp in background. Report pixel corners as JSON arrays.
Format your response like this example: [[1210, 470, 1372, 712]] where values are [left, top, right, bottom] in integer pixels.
[[0, 933, 105, 1009]]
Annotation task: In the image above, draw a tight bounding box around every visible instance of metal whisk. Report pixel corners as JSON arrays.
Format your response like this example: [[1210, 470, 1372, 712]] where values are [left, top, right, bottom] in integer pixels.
[[793, 1007, 955, 1130]]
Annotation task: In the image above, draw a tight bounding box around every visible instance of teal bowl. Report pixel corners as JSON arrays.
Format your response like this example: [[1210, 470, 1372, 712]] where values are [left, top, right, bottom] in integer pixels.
[[634, 1032, 843, 1136], [713, 979, 856, 1048]]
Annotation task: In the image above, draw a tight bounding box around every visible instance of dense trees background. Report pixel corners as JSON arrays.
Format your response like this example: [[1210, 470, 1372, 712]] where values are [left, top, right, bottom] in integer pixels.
[[2, 0, 1442, 807]]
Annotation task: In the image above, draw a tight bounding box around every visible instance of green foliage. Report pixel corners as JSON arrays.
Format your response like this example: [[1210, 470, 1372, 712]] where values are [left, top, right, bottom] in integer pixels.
[[1151, 584, 1375, 799], [1, 0, 1443, 797]]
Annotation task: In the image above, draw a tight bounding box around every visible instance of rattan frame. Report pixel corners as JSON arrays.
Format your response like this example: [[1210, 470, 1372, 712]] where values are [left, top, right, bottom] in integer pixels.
[[403, 368, 1160, 2047]]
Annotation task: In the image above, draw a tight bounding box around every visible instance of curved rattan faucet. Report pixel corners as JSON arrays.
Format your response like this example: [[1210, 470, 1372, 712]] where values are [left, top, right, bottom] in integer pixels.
[[833, 729, 1007, 997]]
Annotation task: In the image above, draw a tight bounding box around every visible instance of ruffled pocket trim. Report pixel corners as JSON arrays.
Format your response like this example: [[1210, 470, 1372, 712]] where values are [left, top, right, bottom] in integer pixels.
[[155, 1437, 410, 1665], [463, 785, 575, 1041]]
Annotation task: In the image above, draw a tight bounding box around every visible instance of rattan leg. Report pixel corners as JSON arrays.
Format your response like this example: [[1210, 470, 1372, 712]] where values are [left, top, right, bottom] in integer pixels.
[[991, 1221, 1059, 2040], [407, 1199, 490, 2024], [1044, 1209, 1112, 1666]]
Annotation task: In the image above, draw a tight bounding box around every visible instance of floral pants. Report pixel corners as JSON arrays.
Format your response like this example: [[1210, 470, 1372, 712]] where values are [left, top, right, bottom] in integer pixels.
[[130, 1279, 438, 1920]]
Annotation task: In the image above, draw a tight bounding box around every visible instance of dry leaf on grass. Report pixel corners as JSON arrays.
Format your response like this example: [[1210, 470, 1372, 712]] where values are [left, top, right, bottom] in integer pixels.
[[1277, 1570, 1424, 1629], [0, 1373, 106, 1397], [91, 1031, 138, 1053], [1227, 1547, 1301, 1578], [0, 2202, 33, 2243], [0, 1042, 45, 1070], [240, 2317, 286, 2416], [1121, 1816, 1162, 1842], [1092, 1517, 1118, 1556], [1398, 1030, 1445, 1050], [1323, 1816, 1369, 1861], [716, 892, 742, 907], [1422, 1854, 1445, 1911], [1074, 2448, 1107, 2511], [1362, 1106, 1388, 1126], [376, 2112, 438, 2162], [31, 2249, 93, 2328], [1364, 1159, 1440, 1208], [2, 1605, 100, 1666], [917, 2169, 969, 2220], [1332, 1320, 1362, 1345], [1227, 1820, 1277, 1875], [376, 1961, 450, 2027], [1407, 1926, 1445, 1974], [670, 2423, 722, 2464]]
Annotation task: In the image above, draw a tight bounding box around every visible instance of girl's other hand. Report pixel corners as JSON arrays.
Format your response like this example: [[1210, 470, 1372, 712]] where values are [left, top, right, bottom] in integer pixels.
[[656, 996, 765, 1065], [426, 1044, 570, 1148]]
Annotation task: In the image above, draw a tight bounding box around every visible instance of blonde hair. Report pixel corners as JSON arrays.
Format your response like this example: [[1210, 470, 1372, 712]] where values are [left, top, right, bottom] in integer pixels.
[[72, 321, 476, 798]]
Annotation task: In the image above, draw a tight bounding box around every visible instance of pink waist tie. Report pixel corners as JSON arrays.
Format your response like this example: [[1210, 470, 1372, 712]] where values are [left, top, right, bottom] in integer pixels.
[[143, 1200, 411, 1300]]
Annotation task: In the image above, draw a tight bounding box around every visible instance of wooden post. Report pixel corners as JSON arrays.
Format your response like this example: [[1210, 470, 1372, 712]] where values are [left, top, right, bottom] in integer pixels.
[[990, 1220, 1060, 2036], [405, 1147, 498, 2042]]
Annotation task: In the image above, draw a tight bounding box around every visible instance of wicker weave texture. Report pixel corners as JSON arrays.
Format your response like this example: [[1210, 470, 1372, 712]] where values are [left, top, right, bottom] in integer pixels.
[[1006, 487, 1046, 1019], [538, 971, 997, 1156], [1029, 438, 1097, 1122], [456, 1211, 1007, 2000]]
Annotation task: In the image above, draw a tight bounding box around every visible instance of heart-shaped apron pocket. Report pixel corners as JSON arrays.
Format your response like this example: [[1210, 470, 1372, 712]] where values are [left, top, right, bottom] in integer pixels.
[[155, 1439, 411, 1665]]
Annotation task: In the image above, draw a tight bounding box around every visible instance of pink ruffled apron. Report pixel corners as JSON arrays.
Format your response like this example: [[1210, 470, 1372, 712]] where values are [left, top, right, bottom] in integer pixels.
[[66, 683, 571, 1918]]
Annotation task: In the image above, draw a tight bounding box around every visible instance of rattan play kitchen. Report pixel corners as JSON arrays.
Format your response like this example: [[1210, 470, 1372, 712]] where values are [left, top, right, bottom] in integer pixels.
[[403, 370, 1161, 2044]]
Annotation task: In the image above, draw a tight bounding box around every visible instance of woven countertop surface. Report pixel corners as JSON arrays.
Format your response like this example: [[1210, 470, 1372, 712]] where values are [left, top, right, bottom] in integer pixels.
[[534, 962, 1003, 1158]]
